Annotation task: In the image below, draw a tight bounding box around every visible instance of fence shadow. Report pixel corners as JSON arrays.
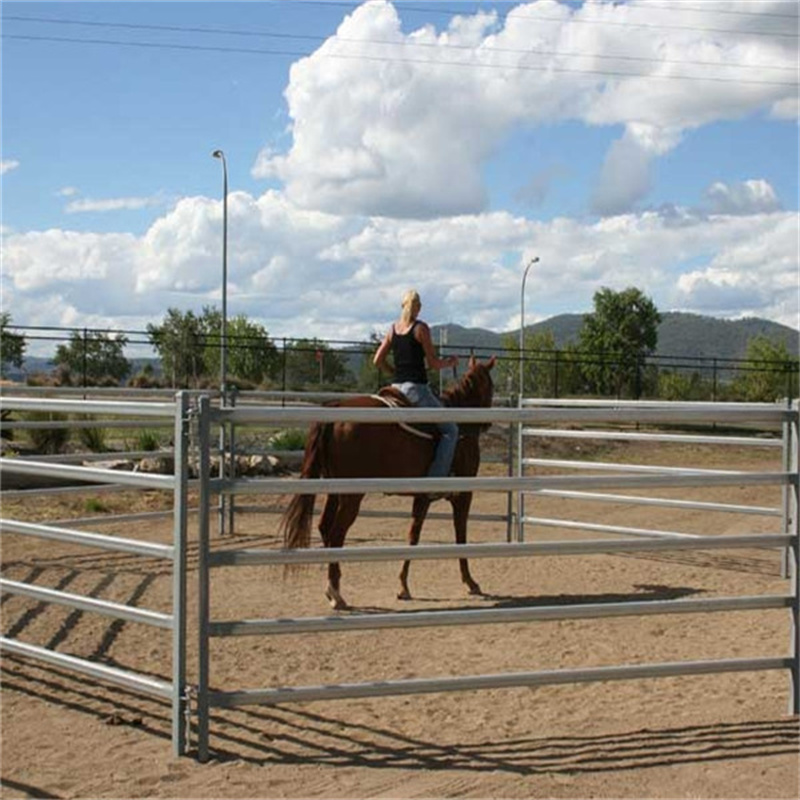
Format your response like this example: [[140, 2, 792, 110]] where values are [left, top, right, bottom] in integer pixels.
[[3, 654, 797, 777]]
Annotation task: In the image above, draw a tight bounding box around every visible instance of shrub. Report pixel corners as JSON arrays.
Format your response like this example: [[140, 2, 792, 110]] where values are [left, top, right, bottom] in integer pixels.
[[135, 429, 162, 452], [268, 428, 307, 451], [84, 497, 109, 513], [77, 417, 108, 452], [24, 411, 71, 454]]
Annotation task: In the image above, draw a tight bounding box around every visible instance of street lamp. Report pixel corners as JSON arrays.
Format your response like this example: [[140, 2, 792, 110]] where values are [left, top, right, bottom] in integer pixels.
[[211, 149, 228, 398], [212, 149, 229, 536], [519, 256, 540, 396], [517, 255, 539, 545]]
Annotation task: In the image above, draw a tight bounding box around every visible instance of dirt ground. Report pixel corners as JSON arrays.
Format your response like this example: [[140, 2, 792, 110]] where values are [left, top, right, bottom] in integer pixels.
[[1, 434, 798, 799]]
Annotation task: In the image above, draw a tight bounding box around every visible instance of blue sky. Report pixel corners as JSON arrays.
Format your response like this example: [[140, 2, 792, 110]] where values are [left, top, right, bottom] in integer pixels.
[[1, 0, 798, 352]]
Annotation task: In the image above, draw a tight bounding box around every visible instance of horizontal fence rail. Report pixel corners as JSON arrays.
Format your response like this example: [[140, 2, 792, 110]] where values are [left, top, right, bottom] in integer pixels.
[[0, 457, 175, 490], [0, 638, 174, 699], [214, 471, 792, 497], [216, 404, 794, 425], [0, 579, 173, 628], [0, 391, 191, 757], [208, 534, 793, 567], [210, 595, 793, 638], [527, 489, 781, 517], [0, 518, 174, 558], [521, 427, 783, 447], [208, 658, 794, 709]]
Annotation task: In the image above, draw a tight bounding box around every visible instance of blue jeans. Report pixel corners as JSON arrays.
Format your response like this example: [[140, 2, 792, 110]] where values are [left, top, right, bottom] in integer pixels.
[[392, 381, 458, 478]]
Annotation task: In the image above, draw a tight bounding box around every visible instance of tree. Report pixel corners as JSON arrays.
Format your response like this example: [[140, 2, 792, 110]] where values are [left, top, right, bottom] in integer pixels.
[[284, 338, 350, 389], [53, 330, 130, 385], [357, 332, 384, 391], [147, 309, 208, 388], [499, 329, 559, 397], [578, 287, 661, 398], [0, 313, 26, 378], [201, 310, 280, 387], [731, 335, 799, 402]]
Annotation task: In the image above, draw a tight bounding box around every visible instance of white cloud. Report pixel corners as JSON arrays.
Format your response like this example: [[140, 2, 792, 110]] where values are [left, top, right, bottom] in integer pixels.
[[65, 195, 165, 213], [255, 0, 797, 219], [705, 179, 782, 215], [2, 182, 797, 340], [0, 160, 20, 175], [56, 186, 79, 198]]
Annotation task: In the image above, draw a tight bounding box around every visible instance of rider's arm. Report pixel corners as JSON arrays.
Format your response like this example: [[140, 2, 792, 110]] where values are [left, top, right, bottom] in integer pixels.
[[415, 321, 458, 371], [373, 328, 394, 375]]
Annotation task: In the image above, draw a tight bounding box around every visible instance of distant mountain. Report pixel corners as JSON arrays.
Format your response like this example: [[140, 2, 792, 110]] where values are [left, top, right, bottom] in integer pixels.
[[432, 312, 799, 363]]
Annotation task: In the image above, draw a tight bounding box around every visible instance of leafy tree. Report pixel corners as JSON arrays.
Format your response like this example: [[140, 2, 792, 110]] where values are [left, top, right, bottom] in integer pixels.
[[147, 309, 207, 388], [53, 330, 130, 385], [578, 287, 661, 398], [285, 338, 350, 389], [731, 335, 799, 401], [499, 329, 560, 397], [357, 332, 384, 391], [201, 310, 280, 387], [0, 313, 26, 377]]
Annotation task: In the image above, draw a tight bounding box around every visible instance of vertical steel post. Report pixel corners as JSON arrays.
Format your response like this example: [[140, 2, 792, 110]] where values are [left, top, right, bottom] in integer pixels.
[[227, 388, 237, 535], [171, 391, 189, 756], [506, 395, 514, 544], [789, 401, 799, 716], [197, 395, 212, 761], [218, 388, 226, 537], [782, 403, 791, 580]]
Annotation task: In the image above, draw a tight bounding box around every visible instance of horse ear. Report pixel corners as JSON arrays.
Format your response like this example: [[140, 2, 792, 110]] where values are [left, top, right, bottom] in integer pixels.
[[486, 355, 496, 370], [469, 354, 477, 370]]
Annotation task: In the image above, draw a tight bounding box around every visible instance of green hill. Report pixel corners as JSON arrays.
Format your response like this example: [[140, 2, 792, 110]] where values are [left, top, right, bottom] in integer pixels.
[[432, 312, 798, 363]]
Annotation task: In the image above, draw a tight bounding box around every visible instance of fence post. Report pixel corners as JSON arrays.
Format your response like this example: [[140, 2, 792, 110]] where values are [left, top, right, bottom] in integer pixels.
[[196, 395, 212, 761], [789, 400, 799, 716], [171, 391, 189, 756], [281, 338, 288, 406]]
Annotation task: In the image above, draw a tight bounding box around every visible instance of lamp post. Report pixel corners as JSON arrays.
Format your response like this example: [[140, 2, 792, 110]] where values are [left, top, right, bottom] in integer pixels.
[[519, 256, 540, 396], [517, 255, 539, 544], [211, 149, 228, 397], [212, 149, 229, 536]]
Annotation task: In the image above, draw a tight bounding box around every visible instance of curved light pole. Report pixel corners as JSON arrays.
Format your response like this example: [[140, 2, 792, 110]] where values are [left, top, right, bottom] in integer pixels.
[[212, 149, 229, 536], [517, 255, 539, 544], [211, 149, 228, 397], [519, 256, 540, 396]]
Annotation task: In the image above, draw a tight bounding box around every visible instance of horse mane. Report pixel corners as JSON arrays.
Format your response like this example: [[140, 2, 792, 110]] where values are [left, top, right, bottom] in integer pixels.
[[442, 361, 493, 434]]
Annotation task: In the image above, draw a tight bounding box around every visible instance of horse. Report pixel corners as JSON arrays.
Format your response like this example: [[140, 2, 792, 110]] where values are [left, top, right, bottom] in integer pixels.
[[279, 355, 496, 609]]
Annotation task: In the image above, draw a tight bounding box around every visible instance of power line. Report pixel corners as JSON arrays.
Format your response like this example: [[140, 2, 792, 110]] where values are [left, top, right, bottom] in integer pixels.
[[5, 14, 796, 72], [4, 33, 797, 87], [619, 1, 799, 21], [294, 0, 800, 38]]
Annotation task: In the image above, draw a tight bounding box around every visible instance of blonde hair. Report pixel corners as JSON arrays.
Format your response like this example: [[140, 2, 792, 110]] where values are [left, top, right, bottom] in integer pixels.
[[400, 289, 421, 326]]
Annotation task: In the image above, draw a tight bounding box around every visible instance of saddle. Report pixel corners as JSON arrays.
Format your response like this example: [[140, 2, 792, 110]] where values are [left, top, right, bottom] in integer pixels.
[[373, 387, 437, 440]]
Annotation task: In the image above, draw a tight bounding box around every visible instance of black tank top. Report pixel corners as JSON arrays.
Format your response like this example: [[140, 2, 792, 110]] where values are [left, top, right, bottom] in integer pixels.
[[392, 321, 428, 384]]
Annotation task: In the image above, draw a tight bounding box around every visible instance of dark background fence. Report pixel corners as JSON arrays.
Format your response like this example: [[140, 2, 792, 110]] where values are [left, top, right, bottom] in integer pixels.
[[3, 324, 798, 402]]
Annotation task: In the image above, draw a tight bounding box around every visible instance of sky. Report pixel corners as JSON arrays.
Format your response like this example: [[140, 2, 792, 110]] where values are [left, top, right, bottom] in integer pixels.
[[1, 0, 799, 357]]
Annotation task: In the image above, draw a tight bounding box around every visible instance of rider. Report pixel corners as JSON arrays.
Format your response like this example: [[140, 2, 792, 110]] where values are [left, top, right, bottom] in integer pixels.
[[373, 289, 459, 478]]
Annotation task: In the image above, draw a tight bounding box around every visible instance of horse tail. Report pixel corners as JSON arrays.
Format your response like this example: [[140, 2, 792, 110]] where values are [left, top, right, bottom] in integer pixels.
[[280, 422, 327, 550]]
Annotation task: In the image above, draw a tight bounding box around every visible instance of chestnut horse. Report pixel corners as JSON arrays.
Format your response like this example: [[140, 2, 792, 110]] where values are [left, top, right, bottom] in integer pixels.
[[280, 355, 496, 609]]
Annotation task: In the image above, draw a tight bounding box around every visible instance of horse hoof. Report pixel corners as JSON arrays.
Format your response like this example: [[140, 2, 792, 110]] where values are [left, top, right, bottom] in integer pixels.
[[467, 584, 483, 596], [325, 588, 348, 610], [397, 589, 412, 601]]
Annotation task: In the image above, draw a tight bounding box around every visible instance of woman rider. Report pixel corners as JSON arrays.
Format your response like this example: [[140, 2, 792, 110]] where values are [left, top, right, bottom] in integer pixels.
[[373, 289, 459, 478]]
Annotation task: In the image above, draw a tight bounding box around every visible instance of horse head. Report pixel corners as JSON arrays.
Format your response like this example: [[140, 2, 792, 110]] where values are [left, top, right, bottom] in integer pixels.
[[444, 355, 496, 410]]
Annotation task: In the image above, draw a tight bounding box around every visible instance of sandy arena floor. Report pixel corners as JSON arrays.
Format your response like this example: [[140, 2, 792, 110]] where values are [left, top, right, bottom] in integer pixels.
[[1, 438, 798, 799]]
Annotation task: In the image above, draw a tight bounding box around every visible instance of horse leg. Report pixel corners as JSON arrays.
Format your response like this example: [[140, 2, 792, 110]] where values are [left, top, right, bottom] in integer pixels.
[[451, 492, 482, 596], [398, 495, 431, 600], [322, 494, 363, 610]]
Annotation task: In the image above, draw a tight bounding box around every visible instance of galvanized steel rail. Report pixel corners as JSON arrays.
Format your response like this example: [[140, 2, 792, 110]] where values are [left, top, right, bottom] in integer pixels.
[[193, 396, 800, 762], [0, 392, 190, 757]]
